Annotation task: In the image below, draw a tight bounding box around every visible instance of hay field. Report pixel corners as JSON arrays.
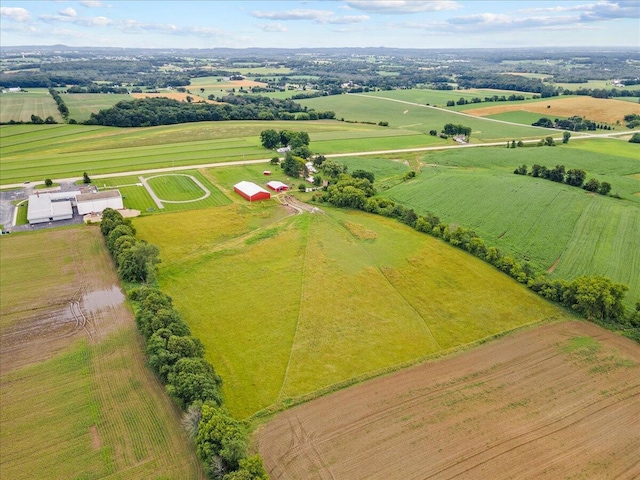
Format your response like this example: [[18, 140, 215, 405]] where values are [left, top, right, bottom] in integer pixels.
[[464, 96, 640, 124], [134, 205, 575, 419], [0, 89, 63, 123], [0, 228, 205, 479], [257, 321, 640, 480], [64, 93, 130, 122]]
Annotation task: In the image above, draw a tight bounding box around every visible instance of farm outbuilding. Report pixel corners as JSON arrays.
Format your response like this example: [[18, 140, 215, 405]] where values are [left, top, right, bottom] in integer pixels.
[[234, 181, 271, 202], [266, 181, 289, 192], [76, 190, 123, 215], [27, 192, 77, 224]]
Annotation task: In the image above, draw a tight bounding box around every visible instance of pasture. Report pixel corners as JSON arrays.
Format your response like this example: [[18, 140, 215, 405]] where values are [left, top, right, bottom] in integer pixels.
[[257, 321, 640, 480], [384, 141, 640, 303], [134, 204, 576, 419], [0, 228, 205, 479], [0, 89, 63, 123]]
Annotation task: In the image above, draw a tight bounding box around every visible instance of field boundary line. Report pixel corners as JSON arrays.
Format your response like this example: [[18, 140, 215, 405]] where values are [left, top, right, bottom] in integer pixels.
[[276, 215, 312, 402], [327, 214, 443, 351]]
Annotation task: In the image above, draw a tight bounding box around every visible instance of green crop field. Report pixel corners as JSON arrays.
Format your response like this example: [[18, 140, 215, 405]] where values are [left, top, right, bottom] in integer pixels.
[[1, 120, 449, 185], [383, 140, 640, 303], [485, 110, 568, 126], [63, 93, 131, 122], [134, 203, 576, 419], [0, 228, 205, 479], [297, 93, 553, 141], [0, 89, 63, 123]]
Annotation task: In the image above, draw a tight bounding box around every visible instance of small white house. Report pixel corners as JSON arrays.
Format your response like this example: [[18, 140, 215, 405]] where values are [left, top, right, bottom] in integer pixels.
[[76, 190, 123, 215]]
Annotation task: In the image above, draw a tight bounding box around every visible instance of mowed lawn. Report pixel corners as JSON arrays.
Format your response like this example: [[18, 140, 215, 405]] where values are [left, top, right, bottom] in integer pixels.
[[0, 229, 205, 479], [134, 204, 575, 419], [385, 140, 640, 303]]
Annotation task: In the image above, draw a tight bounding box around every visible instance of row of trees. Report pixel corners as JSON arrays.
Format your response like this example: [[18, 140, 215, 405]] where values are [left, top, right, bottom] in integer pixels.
[[310, 170, 638, 339], [49, 88, 69, 120], [445, 94, 528, 107], [514, 164, 612, 195], [99, 208, 268, 479]]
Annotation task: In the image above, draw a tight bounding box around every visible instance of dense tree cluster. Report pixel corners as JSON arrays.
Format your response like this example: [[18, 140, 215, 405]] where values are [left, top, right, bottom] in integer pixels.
[[532, 116, 599, 131], [624, 114, 640, 129], [99, 208, 268, 479], [67, 84, 130, 94], [85, 97, 331, 127], [442, 123, 472, 139], [515, 164, 612, 195]]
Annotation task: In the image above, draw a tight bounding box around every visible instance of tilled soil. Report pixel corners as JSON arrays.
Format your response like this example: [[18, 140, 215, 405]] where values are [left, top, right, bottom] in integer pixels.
[[0, 229, 128, 373], [256, 321, 640, 480]]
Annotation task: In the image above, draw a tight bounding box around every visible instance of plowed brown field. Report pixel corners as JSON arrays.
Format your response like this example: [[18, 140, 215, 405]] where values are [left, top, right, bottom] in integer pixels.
[[465, 96, 640, 124], [256, 321, 640, 480]]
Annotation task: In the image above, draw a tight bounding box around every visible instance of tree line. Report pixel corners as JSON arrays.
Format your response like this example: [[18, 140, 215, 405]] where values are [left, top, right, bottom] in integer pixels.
[[310, 170, 639, 341], [85, 97, 332, 127], [99, 208, 268, 479], [514, 164, 612, 196]]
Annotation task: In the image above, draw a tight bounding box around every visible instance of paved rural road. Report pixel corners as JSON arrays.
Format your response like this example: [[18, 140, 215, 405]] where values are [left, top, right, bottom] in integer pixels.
[[0, 130, 633, 190]]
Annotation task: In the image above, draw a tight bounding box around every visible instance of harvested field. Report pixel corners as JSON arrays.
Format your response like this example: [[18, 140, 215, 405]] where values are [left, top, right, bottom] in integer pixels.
[[0, 228, 205, 479], [464, 96, 640, 124], [256, 321, 640, 480]]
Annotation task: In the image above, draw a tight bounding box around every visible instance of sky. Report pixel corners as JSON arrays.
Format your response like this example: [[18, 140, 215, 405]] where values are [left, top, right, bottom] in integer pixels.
[[1, 1, 639, 49]]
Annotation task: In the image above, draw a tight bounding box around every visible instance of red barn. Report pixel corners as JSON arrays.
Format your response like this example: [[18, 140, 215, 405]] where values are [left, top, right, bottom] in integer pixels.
[[234, 181, 271, 202], [266, 180, 289, 192]]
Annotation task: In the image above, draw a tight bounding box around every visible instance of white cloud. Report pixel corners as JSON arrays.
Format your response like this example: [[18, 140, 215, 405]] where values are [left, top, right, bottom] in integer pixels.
[[40, 13, 113, 26], [345, 0, 461, 14], [0, 7, 31, 23], [59, 7, 77, 18], [260, 23, 288, 33], [251, 8, 368, 24], [520, 1, 640, 19], [80, 1, 105, 7]]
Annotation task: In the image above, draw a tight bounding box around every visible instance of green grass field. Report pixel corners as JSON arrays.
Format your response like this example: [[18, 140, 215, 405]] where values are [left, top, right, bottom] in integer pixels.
[[383, 140, 640, 303], [146, 171, 232, 212], [63, 93, 131, 122], [0, 89, 63, 123], [485, 110, 569, 126], [0, 228, 205, 479], [0, 120, 449, 185], [134, 203, 576, 419], [297, 94, 553, 141]]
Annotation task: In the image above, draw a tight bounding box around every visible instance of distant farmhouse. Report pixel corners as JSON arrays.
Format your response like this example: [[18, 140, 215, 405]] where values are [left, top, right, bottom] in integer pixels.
[[27, 189, 123, 224]]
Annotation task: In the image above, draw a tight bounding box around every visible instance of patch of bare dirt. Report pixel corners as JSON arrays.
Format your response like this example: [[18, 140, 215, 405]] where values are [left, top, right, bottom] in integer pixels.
[[256, 321, 640, 479], [90, 425, 101, 450]]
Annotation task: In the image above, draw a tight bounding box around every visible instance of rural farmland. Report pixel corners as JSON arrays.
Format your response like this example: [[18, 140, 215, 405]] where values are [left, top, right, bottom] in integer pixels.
[[0, 229, 205, 479], [2, 35, 640, 480], [134, 204, 577, 419], [256, 321, 640, 479]]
